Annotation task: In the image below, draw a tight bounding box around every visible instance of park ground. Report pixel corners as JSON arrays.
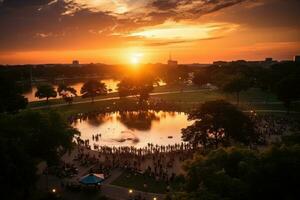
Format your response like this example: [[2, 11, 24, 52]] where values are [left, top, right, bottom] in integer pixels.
[[30, 85, 300, 199], [27, 85, 300, 118]]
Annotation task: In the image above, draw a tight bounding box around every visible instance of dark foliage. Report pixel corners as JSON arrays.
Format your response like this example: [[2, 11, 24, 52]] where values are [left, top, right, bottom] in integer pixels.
[[81, 80, 107, 102], [35, 84, 57, 102], [0, 74, 28, 113], [182, 100, 257, 149], [179, 145, 300, 200], [0, 111, 79, 199]]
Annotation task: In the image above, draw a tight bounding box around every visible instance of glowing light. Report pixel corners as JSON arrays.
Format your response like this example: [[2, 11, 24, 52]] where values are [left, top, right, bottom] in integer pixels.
[[64, 0, 140, 15], [52, 188, 56, 193], [129, 189, 133, 194], [130, 53, 143, 65], [129, 21, 236, 41]]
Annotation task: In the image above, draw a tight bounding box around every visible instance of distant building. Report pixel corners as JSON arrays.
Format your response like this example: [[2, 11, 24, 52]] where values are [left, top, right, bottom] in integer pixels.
[[72, 60, 79, 66], [213, 61, 228, 66], [265, 57, 273, 62], [168, 59, 178, 67], [167, 53, 178, 67], [233, 60, 247, 64], [294, 55, 300, 63], [262, 57, 278, 68]]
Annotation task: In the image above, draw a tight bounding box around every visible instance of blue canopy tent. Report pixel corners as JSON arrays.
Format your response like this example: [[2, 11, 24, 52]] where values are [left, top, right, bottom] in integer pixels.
[[79, 173, 105, 185]]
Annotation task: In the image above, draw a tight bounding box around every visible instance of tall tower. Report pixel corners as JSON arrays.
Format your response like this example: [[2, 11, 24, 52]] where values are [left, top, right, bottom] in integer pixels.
[[167, 52, 178, 67]]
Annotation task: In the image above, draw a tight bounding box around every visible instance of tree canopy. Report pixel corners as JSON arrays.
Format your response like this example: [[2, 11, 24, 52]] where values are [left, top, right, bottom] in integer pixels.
[[80, 80, 107, 102], [178, 145, 300, 200], [35, 84, 57, 102], [0, 111, 79, 199], [222, 77, 251, 105], [118, 74, 155, 103], [163, 66, 190, 85], [57, 83, 77, 104], [275, 76, 300, 112], [0, 74, 28, 113], [182, 100, 257, 149]]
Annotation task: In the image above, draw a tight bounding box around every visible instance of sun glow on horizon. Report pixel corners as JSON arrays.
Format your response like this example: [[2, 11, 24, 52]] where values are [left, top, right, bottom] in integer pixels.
[[130, 52, 143, 65]]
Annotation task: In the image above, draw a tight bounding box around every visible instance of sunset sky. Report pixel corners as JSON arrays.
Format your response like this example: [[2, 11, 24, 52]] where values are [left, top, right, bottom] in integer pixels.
[[0, 0, 299, 64]]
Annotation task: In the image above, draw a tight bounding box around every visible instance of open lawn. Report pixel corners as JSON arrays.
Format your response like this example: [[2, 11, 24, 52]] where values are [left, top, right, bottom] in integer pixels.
[[111, 170, 183, 194], [27, 87, 300, 118], [27, 84, 195, 108]]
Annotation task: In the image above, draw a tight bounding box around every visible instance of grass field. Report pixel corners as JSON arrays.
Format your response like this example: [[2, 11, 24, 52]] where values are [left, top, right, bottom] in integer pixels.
[[27, 84, 194, 108], [111, 170, 183, 194], [27, 86, 300, 118]]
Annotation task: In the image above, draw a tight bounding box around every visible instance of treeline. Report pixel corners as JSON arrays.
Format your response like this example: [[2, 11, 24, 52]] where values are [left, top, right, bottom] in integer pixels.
[[172, 144, 300, 200], [193, 62, 300, 110], [171, 99, 300, 200], [0, 64, 119, 82], [0, 111, 79, 200], [0, 63, 191, 84]]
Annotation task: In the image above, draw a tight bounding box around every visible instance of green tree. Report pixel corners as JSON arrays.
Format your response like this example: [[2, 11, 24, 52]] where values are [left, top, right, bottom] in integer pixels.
[[80, 80, 107, 102], [275, 76, 300, 113], [35, 84, 57, 103], [223, 77, 251, 105], [118, 75, 155, 104], [178, 145, 300, 200], [0, 111, 79, 164], [57, 83, 77, 104], [193, 70, 212, 87], [163, 66, 190, 85], [0, 111, 79, 199], [0, 74, 28, 113], [182, 100, 257, 149], [0, 138, 36, 200]]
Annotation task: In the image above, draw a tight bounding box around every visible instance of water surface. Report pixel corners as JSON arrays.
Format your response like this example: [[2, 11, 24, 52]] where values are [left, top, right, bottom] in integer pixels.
[[23, 79, 120, 102], [72, 111, 193, 149]]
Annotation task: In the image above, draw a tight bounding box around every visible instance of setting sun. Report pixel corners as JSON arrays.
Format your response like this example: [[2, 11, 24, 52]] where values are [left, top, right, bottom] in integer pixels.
[[130, 53, 143, 65]]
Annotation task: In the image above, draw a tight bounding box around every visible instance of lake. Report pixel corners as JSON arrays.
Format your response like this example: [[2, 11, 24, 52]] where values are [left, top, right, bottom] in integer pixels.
[[23, 79, 120, 102], [23, 79, 166, 102], [72, 111, 193, 149]]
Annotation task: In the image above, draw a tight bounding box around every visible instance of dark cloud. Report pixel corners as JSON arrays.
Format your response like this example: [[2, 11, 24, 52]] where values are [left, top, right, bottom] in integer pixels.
[[152, 0, 179, 10], [1, 0, 51, 7], [0, 0, 118, 51], [207, 0, 300, 29]]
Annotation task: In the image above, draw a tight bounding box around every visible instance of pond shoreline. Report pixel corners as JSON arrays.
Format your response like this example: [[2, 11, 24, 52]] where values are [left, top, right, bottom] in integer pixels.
[[71, 109, 193, 149]]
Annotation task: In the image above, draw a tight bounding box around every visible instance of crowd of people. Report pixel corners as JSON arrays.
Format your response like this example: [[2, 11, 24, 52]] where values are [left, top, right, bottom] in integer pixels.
[[45, 162, 78, 178], [251, 113, 300, 144], [69, 111, 300, 180], [73, 139, 194, 180], [42, 109, 300, 200]]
